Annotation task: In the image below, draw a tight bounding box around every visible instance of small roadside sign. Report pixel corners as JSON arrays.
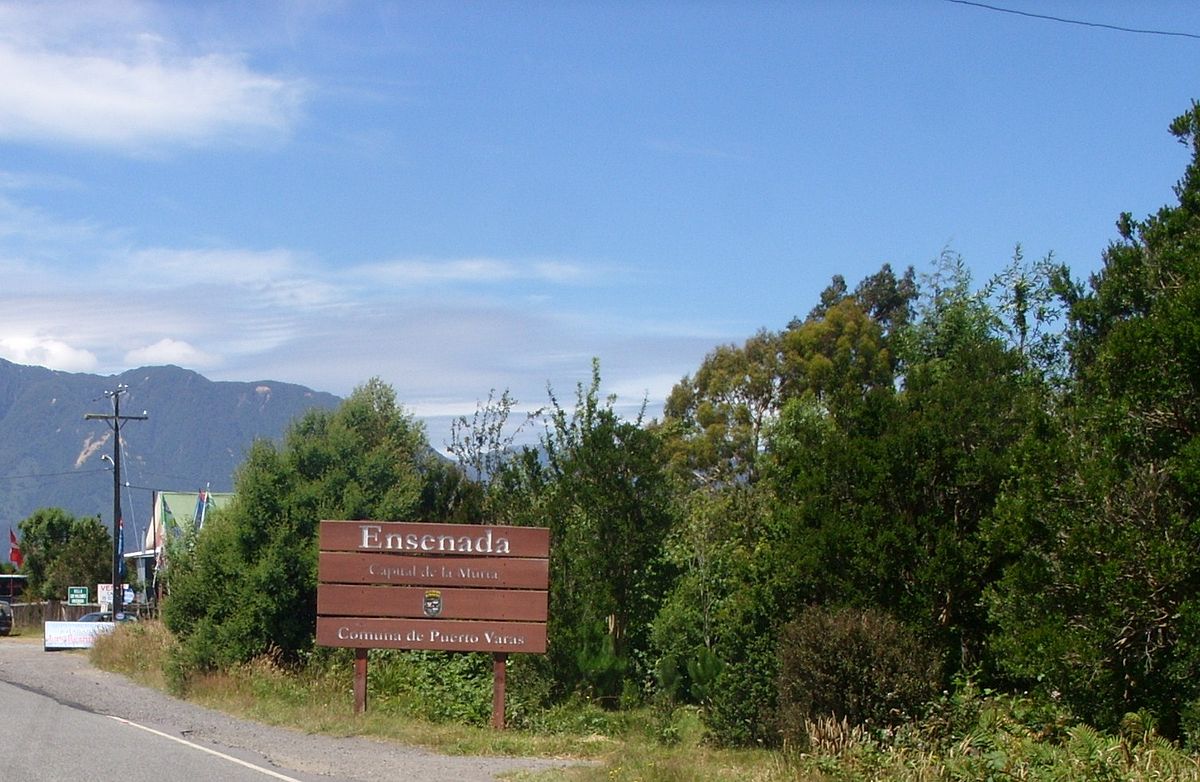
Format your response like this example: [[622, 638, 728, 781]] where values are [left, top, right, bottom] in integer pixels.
[[97, 583, 112, 610], [67, 586, 88, 606]]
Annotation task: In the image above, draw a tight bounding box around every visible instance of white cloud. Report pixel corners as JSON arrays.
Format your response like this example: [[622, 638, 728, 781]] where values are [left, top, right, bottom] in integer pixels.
[[0, 189, 718, 448], [127, 247, 297, 285], [124, 337, 216, 368], [0, 2, 305, 151], [0, 169, 82, 191], [361, 258, 520, 284], [531, 261, 593, 283], [0, 194, 106, 250], [357, 257, 598, 287], [0, 335, 98, 371], [608, 372, 682, 404], [124, 247, 346, 310]]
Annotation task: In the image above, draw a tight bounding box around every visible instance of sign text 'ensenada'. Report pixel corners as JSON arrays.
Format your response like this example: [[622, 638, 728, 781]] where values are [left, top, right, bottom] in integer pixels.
[[316, 521, 549, 655], [319, 520, 549, 557]]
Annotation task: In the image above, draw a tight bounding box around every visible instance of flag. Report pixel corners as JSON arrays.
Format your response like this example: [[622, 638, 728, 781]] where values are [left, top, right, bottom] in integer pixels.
[[162, 499, 177, 536], [194, 486, 211, 530], [8, 529, 22, 569], [154, 498, 169, 572], [117, 517, 126, 579]]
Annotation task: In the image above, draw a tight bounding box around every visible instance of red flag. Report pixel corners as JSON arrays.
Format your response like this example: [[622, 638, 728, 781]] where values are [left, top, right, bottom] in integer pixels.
[[8, 529, 23, 569]]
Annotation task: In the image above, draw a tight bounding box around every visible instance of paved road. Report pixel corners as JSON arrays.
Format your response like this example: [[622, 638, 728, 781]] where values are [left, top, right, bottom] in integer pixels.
[[1, 677, 335, 782], [0, 637, 576, 781]]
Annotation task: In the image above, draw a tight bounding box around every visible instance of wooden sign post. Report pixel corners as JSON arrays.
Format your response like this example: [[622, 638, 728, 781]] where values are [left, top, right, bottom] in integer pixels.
[[317, 521, 550, 728]]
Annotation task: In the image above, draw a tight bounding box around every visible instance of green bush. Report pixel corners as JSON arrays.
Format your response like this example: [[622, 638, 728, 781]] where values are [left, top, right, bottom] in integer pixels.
[[705, 633, 779, 746], [368, 649, 494, 726], [163, 379, 431, 670], [776, 605, 940, 748]]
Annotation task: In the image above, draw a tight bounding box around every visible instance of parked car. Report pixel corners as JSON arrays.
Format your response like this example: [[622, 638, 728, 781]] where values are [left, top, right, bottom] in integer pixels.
[[0, 602, 12, 635], [76, 611, 138, 623]]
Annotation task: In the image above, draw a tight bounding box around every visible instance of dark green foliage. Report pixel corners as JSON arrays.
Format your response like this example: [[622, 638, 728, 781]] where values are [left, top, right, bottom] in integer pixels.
[[673, 263, 1044, 747], [48, 515, 114, 601], [684, 647, 722, 707], [574, 620, 628, 702], [164, 378, 431, 669], [367, 650, 494, 725], [986, 103, 1200, 736], [768, 266, 1036, 672], [17, 507, 74, 597], [18, 508, 111, 601], [416, 456, 483, 524], [776, 606, 940, 748], [706, 633, 780, 746], [537, 361, 678, 703], [804, 262, 918, 338]]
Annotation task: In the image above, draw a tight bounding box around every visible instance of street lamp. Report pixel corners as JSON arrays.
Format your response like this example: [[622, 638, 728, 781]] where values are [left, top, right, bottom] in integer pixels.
[[85, 385, 147, 617]]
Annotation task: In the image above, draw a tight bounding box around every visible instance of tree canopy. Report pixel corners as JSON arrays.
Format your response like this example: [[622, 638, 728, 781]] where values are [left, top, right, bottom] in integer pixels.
[[18, 508, 110, 601], [155, 102, 1200, 747], [164, 378, 435, 668]]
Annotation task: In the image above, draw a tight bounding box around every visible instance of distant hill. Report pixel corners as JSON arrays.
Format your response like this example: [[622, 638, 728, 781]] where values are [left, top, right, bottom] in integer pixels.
[[0, 360, 341, 554]]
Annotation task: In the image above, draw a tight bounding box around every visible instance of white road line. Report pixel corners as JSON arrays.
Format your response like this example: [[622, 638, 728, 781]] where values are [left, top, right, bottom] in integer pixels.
[[107, 715, 304, 782]]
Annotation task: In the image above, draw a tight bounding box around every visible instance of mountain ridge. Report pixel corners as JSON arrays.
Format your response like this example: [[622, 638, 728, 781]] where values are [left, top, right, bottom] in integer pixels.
[[0, 359, 341, 553]]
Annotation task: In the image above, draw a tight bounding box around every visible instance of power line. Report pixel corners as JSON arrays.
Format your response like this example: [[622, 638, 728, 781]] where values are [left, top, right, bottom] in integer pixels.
[[0, 467, 221, 493], [946, 0, 1200, 40], [0, 468, 110, 481]]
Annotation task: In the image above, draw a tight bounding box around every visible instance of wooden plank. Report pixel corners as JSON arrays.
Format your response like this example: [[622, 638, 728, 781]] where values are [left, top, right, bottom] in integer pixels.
[[317, 617, 547, 653], [354, 648, 367, 714], [318, 551, 549, 589], [492, 653, 507, 730], [317, 584, 547, 622], [320, 520, 549, 558]]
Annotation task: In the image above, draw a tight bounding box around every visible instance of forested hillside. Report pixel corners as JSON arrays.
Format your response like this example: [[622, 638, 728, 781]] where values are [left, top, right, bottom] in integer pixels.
[[163, 102, 1200, 749], [0, 362, 340, 534]]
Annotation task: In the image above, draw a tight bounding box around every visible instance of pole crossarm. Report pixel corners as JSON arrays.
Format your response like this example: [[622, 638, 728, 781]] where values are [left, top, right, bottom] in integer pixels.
[[83, 385, 148, 619]]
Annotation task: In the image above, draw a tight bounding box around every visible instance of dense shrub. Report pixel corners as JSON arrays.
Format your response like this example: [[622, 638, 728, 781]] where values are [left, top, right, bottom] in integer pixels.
[[776, 605, 940, 748], [368, 649, 494, 725], [705, 633, 779, 746]]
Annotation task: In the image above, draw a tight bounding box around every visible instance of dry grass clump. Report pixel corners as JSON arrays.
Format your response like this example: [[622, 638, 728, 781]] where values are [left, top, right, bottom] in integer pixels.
[[89, 618, 177, 690]]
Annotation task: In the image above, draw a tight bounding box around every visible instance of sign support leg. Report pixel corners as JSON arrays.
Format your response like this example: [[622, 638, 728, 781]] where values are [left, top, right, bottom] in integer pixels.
[[492, 652, 507, 729], [354, 648, 368, 714]]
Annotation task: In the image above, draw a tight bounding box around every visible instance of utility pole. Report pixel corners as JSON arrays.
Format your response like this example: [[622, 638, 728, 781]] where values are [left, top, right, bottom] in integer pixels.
[[85, 385, 147, 618]]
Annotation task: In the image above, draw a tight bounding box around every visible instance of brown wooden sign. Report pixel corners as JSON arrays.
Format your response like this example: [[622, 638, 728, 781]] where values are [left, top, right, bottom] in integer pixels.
[[320, 521, 549, 557], [316, 520, 551, 725], [317, 551, 548, 589], [316, 618, 547, 653], [318, 584, 547, 621]]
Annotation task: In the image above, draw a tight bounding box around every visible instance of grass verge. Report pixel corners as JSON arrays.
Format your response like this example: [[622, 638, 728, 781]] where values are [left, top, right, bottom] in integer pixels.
[[90, 621, 1200, 782]]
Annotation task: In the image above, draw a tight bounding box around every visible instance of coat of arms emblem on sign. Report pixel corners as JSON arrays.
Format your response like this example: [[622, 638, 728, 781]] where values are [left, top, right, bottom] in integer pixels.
[[423, 589, 442, 617]]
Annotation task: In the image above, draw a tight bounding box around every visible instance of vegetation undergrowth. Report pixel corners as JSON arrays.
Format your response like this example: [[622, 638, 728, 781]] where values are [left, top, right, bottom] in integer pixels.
[[91, 621, 1200, 782]]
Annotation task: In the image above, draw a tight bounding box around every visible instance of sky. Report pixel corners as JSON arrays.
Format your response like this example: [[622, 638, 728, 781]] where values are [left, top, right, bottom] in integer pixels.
[[1, 0, 1199, 452]]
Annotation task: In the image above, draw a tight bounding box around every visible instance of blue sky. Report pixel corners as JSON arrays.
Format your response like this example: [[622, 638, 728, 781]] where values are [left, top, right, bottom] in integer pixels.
[[1, 0, 1198, 450]]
